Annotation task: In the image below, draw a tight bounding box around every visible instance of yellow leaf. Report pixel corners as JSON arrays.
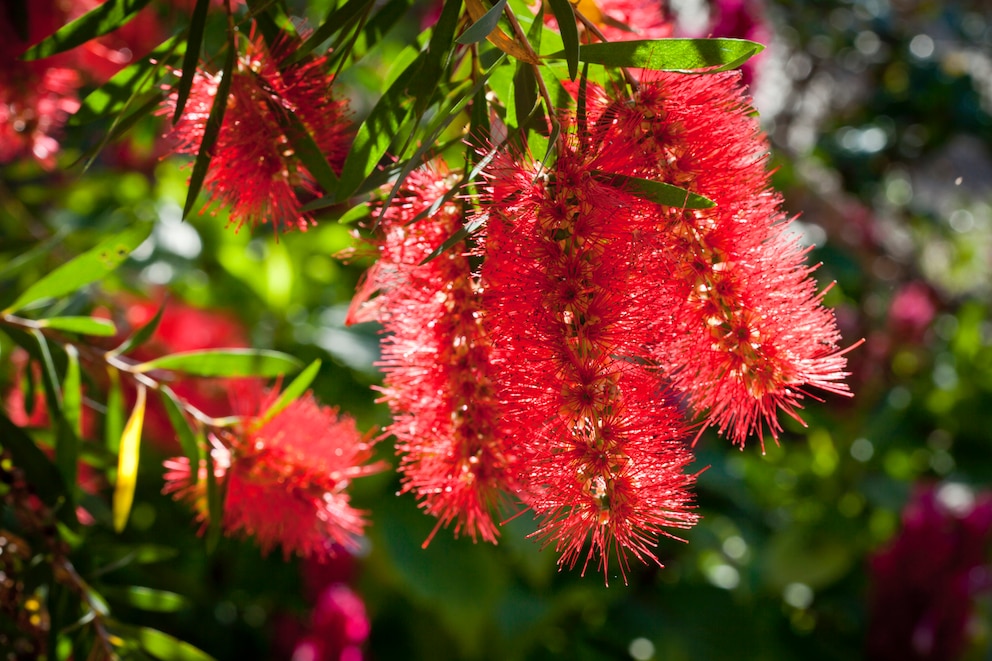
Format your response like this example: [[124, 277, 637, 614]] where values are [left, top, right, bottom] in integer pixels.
[[113, 384, 146, 532]]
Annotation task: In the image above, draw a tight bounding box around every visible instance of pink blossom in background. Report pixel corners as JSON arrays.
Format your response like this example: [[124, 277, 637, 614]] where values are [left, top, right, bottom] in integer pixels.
[[867, 483, 992, 661]]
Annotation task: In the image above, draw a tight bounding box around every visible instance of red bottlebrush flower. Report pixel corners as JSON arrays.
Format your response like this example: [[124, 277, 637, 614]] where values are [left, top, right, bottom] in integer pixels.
[[163, 386, 384, 559], [867, 483, 992, 661], [585, 72, 855, 447], [0, 3, 81, 168], [480, 143, 698, 582], [162, 32, 351, 233], [349, 163, 514, 545]]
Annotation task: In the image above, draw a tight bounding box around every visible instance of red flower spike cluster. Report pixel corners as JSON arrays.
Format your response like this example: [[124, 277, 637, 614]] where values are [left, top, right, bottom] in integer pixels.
[[163, 36, 350, 233], [163, 386, 384, 560], [481, 143, 698, 580], [584, 72, 855, 447], [350, 71, 855, 580], [349, 164, 515, 545]]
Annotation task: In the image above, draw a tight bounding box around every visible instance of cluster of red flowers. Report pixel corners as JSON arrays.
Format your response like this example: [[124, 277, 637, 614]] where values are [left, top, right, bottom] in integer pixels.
[[162, 33, 351, 232], [163, 384, 384, 560], [347, 70, 854, 580]]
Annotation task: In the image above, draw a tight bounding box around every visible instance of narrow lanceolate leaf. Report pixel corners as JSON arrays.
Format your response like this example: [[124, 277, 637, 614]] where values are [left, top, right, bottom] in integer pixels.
[[173, 0, 212, 124], [105, 368, 124, 454], [555, 38, 765, 72], [334, 65, 417, 202], [0, 411, 65, 507], [593, 171, 716, 209], [463, 0, 538, 63], [547, 0, 579, 80], [22, 0, 154, 60], [136, 626, 217, 661], [112, 297, 168, 356], [281, 109, 339, 194], [113, 385, 146, 533], [183, 32, 237, 219], [133, 349, 301, 378], [159, 387, 200, 478], [36, 316, 117, 337], [73, 35, 183, 125], [457, 0, 508, 45], [62, 345, 83, 439], [420, 216, 487, 265], [259, 359, 321, 424], [2, 224, 152, 315], [102, 586, 189, 613], [289, 0, 375, 65]]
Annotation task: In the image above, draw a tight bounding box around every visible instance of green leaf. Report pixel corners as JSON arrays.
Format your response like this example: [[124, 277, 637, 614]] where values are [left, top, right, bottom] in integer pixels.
[[159, 387, 200, 478], [560, 38, 765, 72], [102, 586, 189, 613], [547, 0, 578, 80], [592, 171, 716, 209], [136, 626, 217, 661], [133, 349, 301, 378], [289, 0, 375, 66], [113, 297, 167, 355], [22, 0, 154, 60], [173, 0, 211, 124], [78, 91, 167, 172], [72, 35, 183, 125], [420, 216, 486, 266], [62, 344, 83, 440], [334, 65, 417, 202], [113, 385, 146, 533], [0, 411, 65, 507], [36, 316, 117, 337], [259, 359, 321, 424], [457, 0, 508, 45], [2, 224, 153, 314], [281, 107, 339, 195], [183, 31, 237, 219], [105, 368, 124, 454]]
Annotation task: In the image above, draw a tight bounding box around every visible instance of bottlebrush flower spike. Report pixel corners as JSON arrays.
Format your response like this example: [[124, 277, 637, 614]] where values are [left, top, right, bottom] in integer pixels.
[[348, 162, 514, 544], [586, 72, 856, 448], [481, 143, 698, 582], [163, 386, 383, 559], [162, 32, 350, 232]]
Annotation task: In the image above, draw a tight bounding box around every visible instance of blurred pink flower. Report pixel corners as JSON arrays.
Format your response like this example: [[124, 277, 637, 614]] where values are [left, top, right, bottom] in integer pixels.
[[868, 483, 992, 661]]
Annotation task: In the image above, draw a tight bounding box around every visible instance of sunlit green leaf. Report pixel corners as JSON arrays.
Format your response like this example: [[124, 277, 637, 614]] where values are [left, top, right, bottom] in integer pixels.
[[36, 316, 117, 337], [553, 38, 765, 72], [72, 35, 183, 125], [259, 359, 321, 424], [136, 626, 217, 661], [103, 586, 189, 613], [2, 224, 152, 314], [113, 385, 146, 533], [133, 349, 301, 377], [105, 368, 124, 455], [289, 0, 375, 65], [22, 0, 154, 60], [592, 171, 716, 209]]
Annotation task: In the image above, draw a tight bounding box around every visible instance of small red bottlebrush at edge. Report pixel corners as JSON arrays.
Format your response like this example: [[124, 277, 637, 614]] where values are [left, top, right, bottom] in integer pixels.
[[161, 30, 350, 233], [163, 385, 384, 559], [347, 162, 515, 545], [480, 141, 699, 582], [584, 71, 856, 448]]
